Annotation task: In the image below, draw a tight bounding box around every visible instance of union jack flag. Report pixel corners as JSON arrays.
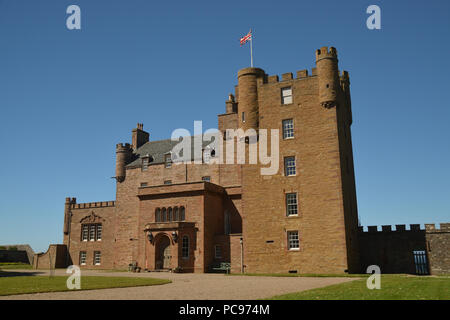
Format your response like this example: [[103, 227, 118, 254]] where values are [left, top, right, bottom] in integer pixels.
[[240, 30, 252, 46]]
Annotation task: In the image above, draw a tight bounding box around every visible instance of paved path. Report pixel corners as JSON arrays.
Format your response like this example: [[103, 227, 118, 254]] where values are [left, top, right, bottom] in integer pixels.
[[0, 269, 356, 300]]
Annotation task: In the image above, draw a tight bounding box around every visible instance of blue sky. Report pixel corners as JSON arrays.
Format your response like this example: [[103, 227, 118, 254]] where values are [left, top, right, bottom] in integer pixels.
[[0, 0, 449, 252]]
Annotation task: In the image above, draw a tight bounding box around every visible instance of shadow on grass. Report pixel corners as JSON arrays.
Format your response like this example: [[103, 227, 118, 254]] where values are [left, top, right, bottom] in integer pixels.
[[0, 270, 44, 278]]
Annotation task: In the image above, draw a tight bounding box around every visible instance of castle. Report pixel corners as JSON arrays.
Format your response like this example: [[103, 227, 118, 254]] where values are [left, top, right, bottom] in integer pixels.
[[33, 47, 450, 275]]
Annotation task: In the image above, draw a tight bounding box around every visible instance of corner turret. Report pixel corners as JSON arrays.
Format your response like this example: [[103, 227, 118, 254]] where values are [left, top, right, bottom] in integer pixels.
[[237, 67, 265, 130], [115, 143, 132, 183], [315, 46, 340, 108]]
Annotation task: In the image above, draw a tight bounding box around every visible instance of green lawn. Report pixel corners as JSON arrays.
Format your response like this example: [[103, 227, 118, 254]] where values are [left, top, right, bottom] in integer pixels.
[[268, 275, 450, 300], [0, 275, 171, 296], [0, 262, 32, 270]]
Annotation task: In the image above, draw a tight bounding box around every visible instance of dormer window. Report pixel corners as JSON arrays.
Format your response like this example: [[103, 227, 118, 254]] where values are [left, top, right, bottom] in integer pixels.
[[141, 154, 153, 172], [142, 157, 149, 172], [165, 154, 172, 168]]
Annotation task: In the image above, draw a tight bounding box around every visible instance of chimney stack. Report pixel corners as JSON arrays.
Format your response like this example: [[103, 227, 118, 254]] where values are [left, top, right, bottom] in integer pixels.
[[132, 123, 149, 150]]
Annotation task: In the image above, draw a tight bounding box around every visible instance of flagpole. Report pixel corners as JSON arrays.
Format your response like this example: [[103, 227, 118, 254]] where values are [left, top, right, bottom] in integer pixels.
[[250, 30, 253, 67]]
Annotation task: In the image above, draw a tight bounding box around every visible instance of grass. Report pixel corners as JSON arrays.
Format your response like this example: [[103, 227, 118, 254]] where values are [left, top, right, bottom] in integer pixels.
[[0, 275, 171, 296], [267, 275, 450, 300], [0, 262, 33, 270]]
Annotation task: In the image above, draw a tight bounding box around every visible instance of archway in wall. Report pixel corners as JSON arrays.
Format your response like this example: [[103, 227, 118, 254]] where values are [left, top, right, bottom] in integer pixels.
[[155, 235, 171, 270]]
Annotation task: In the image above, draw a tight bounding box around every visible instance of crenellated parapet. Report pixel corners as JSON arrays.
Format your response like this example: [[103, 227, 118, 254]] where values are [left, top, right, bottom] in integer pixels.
[[358, 224, 425, 233], [71, 201, 115, 210], [425, 223, 450, 233]]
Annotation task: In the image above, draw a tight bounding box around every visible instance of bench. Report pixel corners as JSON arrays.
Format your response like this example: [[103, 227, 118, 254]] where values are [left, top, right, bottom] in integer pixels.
[[210, 262, 231, 274]]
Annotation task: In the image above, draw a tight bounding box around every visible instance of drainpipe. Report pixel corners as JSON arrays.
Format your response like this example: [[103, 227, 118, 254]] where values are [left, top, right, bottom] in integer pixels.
[[240, 237, 244, 274]]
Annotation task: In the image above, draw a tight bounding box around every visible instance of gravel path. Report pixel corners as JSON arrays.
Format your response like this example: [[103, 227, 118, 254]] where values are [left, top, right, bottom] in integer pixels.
[[0, 269, 356, 300]]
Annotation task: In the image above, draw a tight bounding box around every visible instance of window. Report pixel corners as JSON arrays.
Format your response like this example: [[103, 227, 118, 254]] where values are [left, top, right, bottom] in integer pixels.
[[82, 224, 102, 241], [202, 176, 211, 182], [203, 149, 211, 163], [155, 208, 161, 222], [96, 224, 102, 241], [179, 207, 185, 221], [287, 231, 299, 250], [161, 208, 167, 222], [93, 251, 101, 265], [173, 207, 179, 221], [281, 87, 293, 105], [282, 119, 294, 139], [182, 236, 189, 259], [242, 112, 245, 123], [141, 157, 149, 171], [89, 224, 96, 241], [140, 182, 148, 187], [164, 154, 172, 168], [284, 156, 296, 176], [215, 245, 222, 259], [167, 207, 173, 221], [286, 193, 298, 216], [80, 251, 86, 265], [82, 225, 89, 241], [164, 180, 172, 185]]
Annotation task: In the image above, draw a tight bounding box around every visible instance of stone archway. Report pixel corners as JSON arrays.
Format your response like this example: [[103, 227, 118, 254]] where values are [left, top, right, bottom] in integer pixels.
[[155, 235, 171, 270]]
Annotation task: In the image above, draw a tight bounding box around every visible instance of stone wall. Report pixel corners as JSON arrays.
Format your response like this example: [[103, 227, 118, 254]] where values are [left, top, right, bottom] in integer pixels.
[[33, 244, 67, 269], [425, 223, 450, 275], [358, 225, 426, 274]]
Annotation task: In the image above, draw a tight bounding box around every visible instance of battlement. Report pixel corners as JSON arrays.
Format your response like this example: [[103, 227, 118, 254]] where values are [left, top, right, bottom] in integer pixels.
[[358, 224, 424, 233], [116, 143, 131, 150], [315, 46, 337, 61], [261, 67, 320, 85], [260, 67, 350, 85], [425, 223, 450, 232], [71, 201, 115, 210]]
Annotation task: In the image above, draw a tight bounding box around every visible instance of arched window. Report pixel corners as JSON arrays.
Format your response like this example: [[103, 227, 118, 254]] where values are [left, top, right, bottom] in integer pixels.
[[155, 208, 161, 222], [181, 235, 189, 259], [173, 207, 179, 221], [168, 207, 173, 221], [161, 208, 167, 222], [180, 206, 185, 221]]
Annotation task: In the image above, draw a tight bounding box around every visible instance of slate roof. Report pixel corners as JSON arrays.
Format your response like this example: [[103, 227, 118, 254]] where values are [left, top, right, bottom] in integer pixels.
[[126, 135, 217, 168]]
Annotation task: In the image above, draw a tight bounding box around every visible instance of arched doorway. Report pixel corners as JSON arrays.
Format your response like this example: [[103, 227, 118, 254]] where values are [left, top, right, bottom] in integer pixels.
[[156, 235, 171, 270]]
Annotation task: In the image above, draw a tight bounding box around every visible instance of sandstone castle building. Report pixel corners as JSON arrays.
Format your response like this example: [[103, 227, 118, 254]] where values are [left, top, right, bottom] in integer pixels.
[[33, 47, 450, 275]]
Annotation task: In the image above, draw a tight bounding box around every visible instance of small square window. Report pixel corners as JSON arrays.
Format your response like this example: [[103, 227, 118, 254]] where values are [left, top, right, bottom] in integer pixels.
[[287, 231, 300, 250], [140, 182, 148, 187], [284, 156, 296, 176], [164, 180, 172, 185], [202, 176, 211, 182], [80, 251, 87, 265], [286, 193, 298, 216], [281, 87, 293, 105], [282, 119, 294, 139]]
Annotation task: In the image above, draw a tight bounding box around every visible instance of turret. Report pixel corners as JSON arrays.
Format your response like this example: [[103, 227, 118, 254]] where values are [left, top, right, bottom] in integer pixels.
[[63, 197, 75, 235], [315, 46, 340, 108], [115, 143, 132, 183], [237, 67, 265, 130], [132, 123, 149, 150], [225, 94, 237, 114]]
